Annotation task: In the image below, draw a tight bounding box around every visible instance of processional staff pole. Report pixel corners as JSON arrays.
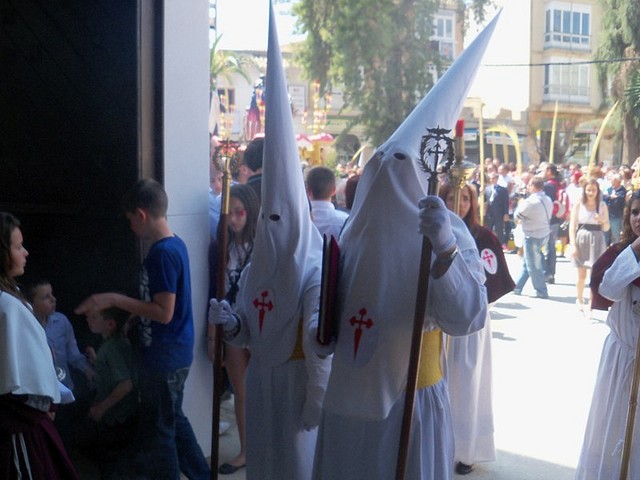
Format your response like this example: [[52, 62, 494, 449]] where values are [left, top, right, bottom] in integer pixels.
[[210, 145, 232, 480], [446, 120, 475, 356], [478, 102, 486, 226], [395, 127, 454, 480], [619, 322, 640, 480], [450, 120, 475, 217]]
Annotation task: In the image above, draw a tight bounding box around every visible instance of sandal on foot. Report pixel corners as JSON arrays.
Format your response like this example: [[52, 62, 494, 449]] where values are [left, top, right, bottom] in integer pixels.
[[219, 463, 246, 475], [455, 462, 474, 475]]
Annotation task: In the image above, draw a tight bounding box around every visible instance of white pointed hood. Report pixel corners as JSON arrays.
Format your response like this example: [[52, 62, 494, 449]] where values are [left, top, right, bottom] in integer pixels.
[[236, 1, 323, 365], [323, 11, 500, 420]]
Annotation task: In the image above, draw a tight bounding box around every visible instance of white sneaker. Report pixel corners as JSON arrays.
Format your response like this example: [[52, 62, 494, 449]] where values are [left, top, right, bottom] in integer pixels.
[[219, 421, 231, 435]]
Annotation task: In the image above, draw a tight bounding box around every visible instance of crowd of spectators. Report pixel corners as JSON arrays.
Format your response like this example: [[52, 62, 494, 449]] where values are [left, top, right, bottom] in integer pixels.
[[468, 156, 637, 309]]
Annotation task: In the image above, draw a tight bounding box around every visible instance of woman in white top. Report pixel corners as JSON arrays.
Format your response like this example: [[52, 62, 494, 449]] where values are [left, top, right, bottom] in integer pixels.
[[569, 178, 610, 308]]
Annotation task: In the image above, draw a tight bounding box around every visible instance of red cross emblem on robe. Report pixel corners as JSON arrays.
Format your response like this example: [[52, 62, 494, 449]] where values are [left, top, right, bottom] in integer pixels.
[[480, 248, 498, 275], [349, 308, 373, 359], [253, 290, 274, 334]]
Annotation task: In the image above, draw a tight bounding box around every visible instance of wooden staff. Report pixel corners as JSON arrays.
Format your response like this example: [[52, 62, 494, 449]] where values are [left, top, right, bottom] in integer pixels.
[[210, 151, 232, 480], [619, 320, 640, 480], [477, 101, 485, 225], [451, 120, 473, 216], [396, 128, 454, 480], [446, 121, 475, 357]]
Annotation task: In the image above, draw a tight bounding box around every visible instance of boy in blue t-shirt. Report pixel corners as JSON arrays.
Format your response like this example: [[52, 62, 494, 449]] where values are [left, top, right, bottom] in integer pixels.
[[75, 178, 210, 480]]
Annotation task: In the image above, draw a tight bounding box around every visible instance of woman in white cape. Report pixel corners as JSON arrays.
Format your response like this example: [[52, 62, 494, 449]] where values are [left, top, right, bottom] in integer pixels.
[[576, 190, 640, 479]]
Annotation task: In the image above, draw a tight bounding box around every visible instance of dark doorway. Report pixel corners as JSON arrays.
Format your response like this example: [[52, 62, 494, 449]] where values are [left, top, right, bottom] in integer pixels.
[[0, 1, 162, 341]]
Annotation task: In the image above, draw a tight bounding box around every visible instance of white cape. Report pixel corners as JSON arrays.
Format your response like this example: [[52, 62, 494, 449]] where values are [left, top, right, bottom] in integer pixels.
[[0, 292, 60, 403]]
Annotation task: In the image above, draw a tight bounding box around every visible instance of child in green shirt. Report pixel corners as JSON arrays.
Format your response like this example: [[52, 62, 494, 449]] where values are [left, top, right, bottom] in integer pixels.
[[73, 307, 137, 474]]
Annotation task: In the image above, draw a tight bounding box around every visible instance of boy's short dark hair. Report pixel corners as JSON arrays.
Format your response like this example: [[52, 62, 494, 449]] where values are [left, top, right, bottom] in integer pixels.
[[25, 279, 51, 303], [306, 166, 337, 200], [101, 306, 130, 332], [121, 179, 168, 218], [243, 137, 264, 173]]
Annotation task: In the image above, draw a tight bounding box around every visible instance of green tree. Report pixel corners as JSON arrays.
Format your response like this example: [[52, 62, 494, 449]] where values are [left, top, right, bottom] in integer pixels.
[[596, 0, 640, 165], [293, 0, 492, 146]]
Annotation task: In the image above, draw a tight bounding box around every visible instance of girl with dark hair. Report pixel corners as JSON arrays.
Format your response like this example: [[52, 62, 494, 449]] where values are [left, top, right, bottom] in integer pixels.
[[438, 183, 514, 475], [207, 184, 260, 475], [569, 178, 610, 309], [0, 212, 79, 479], [576, 190, 640, 478]]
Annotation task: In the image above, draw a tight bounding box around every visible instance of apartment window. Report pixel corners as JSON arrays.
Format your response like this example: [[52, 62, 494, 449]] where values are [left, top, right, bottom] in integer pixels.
[[544, 2, 590, 50], [543, 59, 589, 103], [432, 11, 454, 60]]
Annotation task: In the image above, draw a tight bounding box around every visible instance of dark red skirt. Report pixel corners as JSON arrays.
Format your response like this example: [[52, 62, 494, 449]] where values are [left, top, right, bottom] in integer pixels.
[[0, 394, 79, 480]]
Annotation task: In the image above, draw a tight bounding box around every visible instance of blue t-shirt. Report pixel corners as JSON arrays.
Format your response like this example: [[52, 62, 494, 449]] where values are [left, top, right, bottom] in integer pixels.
[[138, 235, 194, 373]]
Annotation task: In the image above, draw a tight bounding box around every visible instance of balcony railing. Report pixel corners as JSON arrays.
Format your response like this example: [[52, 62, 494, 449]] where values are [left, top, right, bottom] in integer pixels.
[[543, 85, 590, 105], [544, 33, 591, 51]]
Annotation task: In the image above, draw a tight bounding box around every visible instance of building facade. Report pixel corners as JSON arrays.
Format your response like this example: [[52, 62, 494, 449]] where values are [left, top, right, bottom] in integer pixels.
[[528, 0, 617, 167], [213, 0, 465, 166]]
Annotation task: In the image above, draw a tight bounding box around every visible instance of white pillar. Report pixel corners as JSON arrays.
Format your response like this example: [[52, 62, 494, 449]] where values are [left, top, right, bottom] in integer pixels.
[[163, 0, 213, 454]]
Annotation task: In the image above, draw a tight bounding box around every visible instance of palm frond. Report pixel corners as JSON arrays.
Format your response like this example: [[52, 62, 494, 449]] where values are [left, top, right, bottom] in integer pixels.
[[210, 34, 253, 90]]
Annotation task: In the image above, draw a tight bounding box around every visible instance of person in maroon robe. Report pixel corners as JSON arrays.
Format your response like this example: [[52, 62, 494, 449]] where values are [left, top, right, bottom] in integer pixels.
[[440, 182, 515, 303], [439, 182, 514, 475]]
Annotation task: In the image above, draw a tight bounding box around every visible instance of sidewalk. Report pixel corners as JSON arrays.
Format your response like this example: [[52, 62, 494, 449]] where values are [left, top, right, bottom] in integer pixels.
[[465, 254, 607, 478]]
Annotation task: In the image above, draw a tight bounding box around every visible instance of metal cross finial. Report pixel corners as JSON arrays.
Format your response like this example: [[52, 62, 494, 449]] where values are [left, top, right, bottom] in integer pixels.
[[418, 126, 455, 192]]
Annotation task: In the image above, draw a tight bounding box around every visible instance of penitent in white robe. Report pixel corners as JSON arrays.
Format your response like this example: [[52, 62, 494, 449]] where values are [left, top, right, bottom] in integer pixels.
[[231, 277, 330, 480], [447, 225, 514, 467], [223, 4, 331, 479], [575, 246, 640, 480], [313, 232, 487, 480], [312, 9, 499, 477], [446, 312, 496, 466]]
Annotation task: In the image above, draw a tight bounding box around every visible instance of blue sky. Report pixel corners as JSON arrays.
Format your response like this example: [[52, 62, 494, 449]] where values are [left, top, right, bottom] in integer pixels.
[[216, 0, 298, 51]]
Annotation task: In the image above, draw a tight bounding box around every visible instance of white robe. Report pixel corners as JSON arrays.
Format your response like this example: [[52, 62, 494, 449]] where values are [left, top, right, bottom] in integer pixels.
[[231, 280, 331, 480], [447, 310, 496, 465], [244, 359, 317, 480], [310, 11, 498, 478], [225, 6, 332, 478], [313, 245, 487, 480], [575, 246, 640, 479], [314, 379, 453, 479]]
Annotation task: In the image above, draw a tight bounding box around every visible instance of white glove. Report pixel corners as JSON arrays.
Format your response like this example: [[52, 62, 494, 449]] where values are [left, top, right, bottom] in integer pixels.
[[58, 381, 75, 404], [208, 299, 237, 331], [308, 323, 336, 358], [418, 196, 456, 255]]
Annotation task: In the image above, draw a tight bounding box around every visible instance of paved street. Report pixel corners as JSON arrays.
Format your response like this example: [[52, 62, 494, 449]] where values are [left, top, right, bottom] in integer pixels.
[[466, 253, 608, 479], [215, 253, 609, 480]]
